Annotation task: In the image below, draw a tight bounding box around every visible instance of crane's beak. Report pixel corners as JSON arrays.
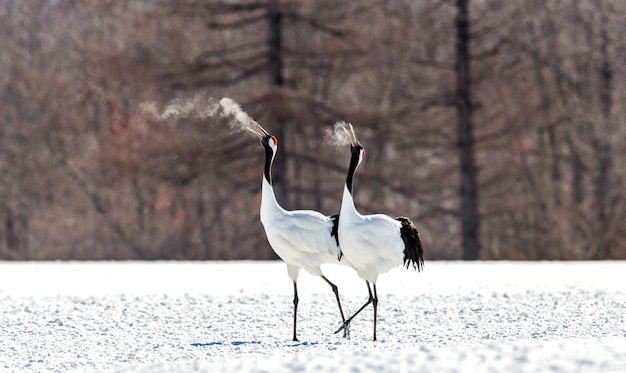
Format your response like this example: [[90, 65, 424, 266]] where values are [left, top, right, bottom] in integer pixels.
[[246, 122, 271, 139], [342, 123, 359, 147]]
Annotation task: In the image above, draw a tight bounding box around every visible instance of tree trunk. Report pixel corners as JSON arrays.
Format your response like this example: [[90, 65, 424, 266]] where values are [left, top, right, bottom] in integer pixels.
[[591, 12, 613, 259], [454, 0, 481, 260]]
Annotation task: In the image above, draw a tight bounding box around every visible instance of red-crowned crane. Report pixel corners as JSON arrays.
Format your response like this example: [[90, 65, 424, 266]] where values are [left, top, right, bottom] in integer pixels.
[[335, 123, 424, 341], [246, 122, 349, 342]]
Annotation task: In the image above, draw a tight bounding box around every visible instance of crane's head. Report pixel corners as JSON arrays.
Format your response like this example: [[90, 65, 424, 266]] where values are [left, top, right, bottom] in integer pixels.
[[247, 122, 278, 154], [343, 123, 365, 165]]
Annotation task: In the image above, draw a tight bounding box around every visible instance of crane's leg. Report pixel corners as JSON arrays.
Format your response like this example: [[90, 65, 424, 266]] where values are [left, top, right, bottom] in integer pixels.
[[292, 281, 299, 342], [372, 283, 378, 341], [334, 281, 374, 335], [321, 275, 348, 338]]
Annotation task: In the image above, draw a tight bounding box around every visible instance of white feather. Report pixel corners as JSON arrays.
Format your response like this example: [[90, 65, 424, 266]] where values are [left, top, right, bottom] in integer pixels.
[[338, 185, 404, 282], [261, 178, 342, 278]]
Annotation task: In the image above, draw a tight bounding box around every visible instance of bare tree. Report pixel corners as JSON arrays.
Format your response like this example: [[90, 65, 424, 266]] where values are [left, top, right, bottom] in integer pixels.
[[453, 0, 480, 259]]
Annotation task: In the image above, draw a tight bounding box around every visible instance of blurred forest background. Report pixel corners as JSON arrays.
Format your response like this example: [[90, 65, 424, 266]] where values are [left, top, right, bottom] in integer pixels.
[[1, 0, 625, 261]]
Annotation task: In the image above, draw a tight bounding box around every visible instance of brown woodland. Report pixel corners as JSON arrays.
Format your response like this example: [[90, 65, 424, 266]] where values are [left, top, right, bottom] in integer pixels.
[[1, 0, 625, 260]]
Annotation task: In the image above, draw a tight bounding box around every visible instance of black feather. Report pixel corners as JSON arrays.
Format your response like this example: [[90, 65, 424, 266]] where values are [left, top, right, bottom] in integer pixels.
[[330, 214, 342, 260], [396, 217, 424, 271]]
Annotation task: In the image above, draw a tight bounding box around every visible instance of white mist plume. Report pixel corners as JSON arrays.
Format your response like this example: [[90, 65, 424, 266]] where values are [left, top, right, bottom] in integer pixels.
[[139, 96, 220, 121], [138, 96, 262, 135], [325, 121, 351, 146], [218, 97, 258, 132]]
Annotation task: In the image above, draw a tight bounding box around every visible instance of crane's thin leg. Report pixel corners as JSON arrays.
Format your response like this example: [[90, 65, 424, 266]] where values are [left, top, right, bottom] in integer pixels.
[[334, 281, 374, 335], [292, 281, 299, 342], [321, 275, 348, 338], [372, 283, 378, 341]]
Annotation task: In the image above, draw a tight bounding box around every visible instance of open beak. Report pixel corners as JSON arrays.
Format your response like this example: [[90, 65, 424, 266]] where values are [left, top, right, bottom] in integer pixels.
[[342, 123, 358, 146], [246, 122, 271, 139]]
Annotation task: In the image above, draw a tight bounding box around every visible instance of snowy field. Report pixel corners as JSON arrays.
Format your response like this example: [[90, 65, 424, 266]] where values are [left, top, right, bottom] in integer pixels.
[[1, 261, 625, 372]]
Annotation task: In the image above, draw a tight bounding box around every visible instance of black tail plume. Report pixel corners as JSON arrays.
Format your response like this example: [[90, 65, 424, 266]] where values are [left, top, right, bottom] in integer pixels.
[[396, 217, 424, 271]]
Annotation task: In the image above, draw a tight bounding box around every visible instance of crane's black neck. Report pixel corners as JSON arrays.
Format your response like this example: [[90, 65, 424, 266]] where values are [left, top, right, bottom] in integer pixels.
[[262, 139, 275, 184], [345, 145, 362, 194]]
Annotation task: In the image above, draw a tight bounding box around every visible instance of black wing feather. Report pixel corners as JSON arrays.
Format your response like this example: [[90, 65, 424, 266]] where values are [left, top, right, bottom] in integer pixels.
[[329, 214, 342, 261]]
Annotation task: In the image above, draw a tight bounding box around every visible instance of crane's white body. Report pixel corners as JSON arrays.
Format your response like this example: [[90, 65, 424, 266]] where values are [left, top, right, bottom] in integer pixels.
[[248, 130, 349, 341], [338, 185, 404, 283], [261, 177, 343, 280], [334, 123, 423, 341]]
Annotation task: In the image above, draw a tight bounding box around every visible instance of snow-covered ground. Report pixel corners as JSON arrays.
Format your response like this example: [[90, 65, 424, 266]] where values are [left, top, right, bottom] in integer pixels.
[[1, 261, 625, 372]]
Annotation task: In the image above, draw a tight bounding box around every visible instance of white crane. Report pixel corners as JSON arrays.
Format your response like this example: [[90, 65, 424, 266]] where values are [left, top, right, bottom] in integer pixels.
[[246, 122, 348, 342], [335, 123, 424, 341]]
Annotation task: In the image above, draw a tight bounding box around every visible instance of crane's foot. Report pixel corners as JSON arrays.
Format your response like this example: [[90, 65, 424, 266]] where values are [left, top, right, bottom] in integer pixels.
[[334, 321, 351, 338]]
